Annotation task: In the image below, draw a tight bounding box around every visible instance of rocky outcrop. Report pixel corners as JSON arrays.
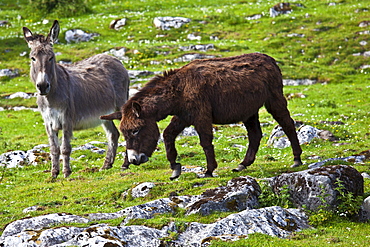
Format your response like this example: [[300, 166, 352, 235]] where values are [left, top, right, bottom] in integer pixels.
[[185, 176, 261, 215], [1, 165, 366, 246], [268, 165, 364, 211], [153, 17, 191, 30]]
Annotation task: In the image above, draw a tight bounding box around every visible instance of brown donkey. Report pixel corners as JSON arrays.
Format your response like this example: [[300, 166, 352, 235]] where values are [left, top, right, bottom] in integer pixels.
[[23, 20, 130, 178], [101, 53, 302, 180]]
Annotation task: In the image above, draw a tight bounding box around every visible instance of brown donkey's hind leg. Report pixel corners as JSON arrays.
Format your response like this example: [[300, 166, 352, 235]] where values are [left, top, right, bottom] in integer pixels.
[[233, 113, 263, 172], [265, 95, 303, 167]]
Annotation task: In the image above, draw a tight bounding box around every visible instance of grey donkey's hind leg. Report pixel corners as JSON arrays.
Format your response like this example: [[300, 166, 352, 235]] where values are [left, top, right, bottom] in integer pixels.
[[100, 120, 120, 171]]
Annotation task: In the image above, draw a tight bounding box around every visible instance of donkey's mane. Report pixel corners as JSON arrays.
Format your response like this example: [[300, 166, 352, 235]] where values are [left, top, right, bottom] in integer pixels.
[[130, 69, 179, 101]]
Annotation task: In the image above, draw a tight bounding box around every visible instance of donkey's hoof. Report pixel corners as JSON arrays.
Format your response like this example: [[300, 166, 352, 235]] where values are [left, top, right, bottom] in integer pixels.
[[170, 163, 182, 180], [121, 166, 130, 171], [232, 164, 246, 172], [99, 164, 113, 171], [202, 171, 214, 178], [63, 170, 72, 178], [291, 158, 303, 168]]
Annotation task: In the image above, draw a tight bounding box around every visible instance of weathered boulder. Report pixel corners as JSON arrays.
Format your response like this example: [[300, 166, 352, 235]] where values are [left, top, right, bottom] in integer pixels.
[[131, 182, 155, 198], [65, 29, 99, 43], [5, 92, 34, 99], [104, 47, 129, 62], [185, 176, 261, 215], [0, 69, 19, 78], [270, 3, 292, 17], [268, 123, 337, 149], [173, 206, 310, 246], [109, 18, 127, 30], [119, 197, 191, 225], [1, 213, 89, 238], [282, 79, 316, 86], [268, 165, 364, 211], [153, 16, 191, 30], [173, 53, 216, 63]]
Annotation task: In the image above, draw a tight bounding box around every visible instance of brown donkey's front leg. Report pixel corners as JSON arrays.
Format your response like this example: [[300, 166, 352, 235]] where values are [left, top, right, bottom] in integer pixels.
[[163, 116, 188, 180]]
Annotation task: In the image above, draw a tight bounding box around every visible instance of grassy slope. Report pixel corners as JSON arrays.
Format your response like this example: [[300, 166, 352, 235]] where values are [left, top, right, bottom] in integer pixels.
[[0, 0, 369, 246]]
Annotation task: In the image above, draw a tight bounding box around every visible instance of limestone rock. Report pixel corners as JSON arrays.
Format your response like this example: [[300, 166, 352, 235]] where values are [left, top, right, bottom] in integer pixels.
[[0, 69, 19, 78], [153, 17, 191, 30], [185, 176, 261, 215], [65, 29, 99, 43], [268, 165, 364, 211], [131, 182, 155, 198], [1, 213, 89, 238], [173, 206, 310, 246]]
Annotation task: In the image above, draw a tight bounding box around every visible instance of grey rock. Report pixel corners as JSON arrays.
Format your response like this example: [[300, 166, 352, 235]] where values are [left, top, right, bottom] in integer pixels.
[[109, 18, 127, 30], [268, 124, 321, 149], [6, 92, 34, 99], [1, 213, 89, 238], [179, 44, 215, 52], [185, 176, 261, 215], [131, 182, 155, 198], [65, 29, 99, 43], [119, 197, 187, 225], [282, 79, 317, 86], [0, 69, 19, 78], [173, 206, 310, 247], [104, 47, 129, 62], [268, 165, 364, 211], [360, 196, 370, 221], [181, 126, 198, 136], [57, 225, 167, 247], [153, 16, 191, 30], [173, 53, 215, 63]]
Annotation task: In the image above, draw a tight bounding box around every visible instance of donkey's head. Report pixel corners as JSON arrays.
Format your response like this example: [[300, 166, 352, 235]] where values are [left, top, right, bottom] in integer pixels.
[[23, 20, 60, 96], [101, 101, 160, 166]]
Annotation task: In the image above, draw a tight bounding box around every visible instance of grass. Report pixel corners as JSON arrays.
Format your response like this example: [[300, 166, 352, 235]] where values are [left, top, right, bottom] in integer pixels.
[[0, 0, 370, 245]]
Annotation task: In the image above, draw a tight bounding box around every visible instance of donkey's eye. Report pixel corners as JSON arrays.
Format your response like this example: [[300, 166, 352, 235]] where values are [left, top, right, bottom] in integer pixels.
[[49, 56, 54, 61], [31, 57, 36, 62], [132, 128, 141, 136]]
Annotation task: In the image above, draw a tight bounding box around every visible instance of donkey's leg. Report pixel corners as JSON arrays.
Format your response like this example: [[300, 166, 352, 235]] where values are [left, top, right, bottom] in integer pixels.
[[265, 96, 302, 167], [194, 122, 217, 178], [233, 114, 262, 172], [163, 116, 188, 180], [61, 127, 73, 178], [100, 120, 120, 171], [46, 125, 60, 178]]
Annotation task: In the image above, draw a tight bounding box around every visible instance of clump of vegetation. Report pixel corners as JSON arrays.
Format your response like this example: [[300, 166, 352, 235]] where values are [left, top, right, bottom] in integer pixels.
[[258, 181, 294, 209], [28, 0, 90, 18]]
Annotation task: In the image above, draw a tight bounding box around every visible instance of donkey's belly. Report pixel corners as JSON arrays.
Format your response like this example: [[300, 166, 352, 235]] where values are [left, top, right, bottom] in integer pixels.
[[74, 116, 104, 130]]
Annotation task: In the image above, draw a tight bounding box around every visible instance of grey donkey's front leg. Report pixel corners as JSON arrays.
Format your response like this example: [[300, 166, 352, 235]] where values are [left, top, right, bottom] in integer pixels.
[[46, 125, 61, 178], [61, 127, 73, 178], [100, 120, 120, 171]]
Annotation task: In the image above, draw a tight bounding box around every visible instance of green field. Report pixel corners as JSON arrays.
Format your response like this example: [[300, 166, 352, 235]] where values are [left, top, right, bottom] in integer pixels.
[[0, 0, 369, 246]]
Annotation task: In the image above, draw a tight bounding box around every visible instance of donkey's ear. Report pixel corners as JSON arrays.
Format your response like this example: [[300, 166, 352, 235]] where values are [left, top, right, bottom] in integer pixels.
[[47, 20, 60, 44], [100, 111, 122, 120], [132, 102, 142, 118], [23, 27, 34, 45]]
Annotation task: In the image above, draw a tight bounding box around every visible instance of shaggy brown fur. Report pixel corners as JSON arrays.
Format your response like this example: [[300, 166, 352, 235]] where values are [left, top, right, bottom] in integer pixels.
[[102, 53, 302, 179], [24, 20, 130, 178]]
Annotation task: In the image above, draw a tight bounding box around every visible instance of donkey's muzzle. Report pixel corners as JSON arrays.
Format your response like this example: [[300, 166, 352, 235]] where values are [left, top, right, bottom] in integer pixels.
[[37, 82, 50, 95], [127, 149, 149, 165]]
